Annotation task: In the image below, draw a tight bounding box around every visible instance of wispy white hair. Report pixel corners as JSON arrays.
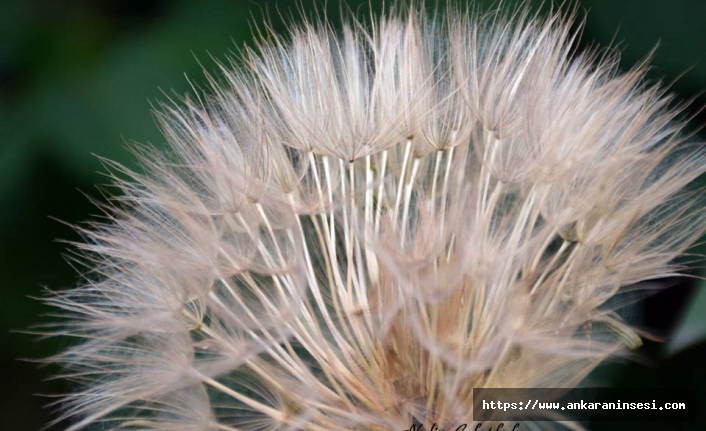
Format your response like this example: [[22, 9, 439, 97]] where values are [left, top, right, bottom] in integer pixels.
[[46, 3, 706, 431]]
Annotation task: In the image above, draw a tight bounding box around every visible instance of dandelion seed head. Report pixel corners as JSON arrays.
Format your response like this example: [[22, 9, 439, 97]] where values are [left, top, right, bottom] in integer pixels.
[[47, 3, 706, 431]]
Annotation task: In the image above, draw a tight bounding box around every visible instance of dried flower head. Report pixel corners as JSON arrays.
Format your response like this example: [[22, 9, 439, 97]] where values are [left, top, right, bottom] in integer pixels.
[[46, 3, 706, 431]]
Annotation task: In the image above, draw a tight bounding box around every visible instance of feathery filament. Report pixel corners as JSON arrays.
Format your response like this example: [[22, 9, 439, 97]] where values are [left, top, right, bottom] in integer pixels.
[[47, 5, 706, 431]]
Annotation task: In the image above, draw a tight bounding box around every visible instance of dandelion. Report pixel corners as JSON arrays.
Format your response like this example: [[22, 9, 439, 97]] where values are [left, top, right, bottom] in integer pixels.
[[46, 3, 706, 431]]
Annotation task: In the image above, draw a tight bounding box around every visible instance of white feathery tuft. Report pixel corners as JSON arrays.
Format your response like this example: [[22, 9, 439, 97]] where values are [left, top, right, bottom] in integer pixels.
[[46, 4, 706, 431]]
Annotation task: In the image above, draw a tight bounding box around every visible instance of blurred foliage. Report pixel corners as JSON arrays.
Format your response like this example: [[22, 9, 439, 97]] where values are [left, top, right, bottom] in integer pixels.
[[0, 1, 704, 430]]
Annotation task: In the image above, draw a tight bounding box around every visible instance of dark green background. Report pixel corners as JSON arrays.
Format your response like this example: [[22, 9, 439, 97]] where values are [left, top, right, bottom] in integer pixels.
[[1, 1, 704, 430]]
